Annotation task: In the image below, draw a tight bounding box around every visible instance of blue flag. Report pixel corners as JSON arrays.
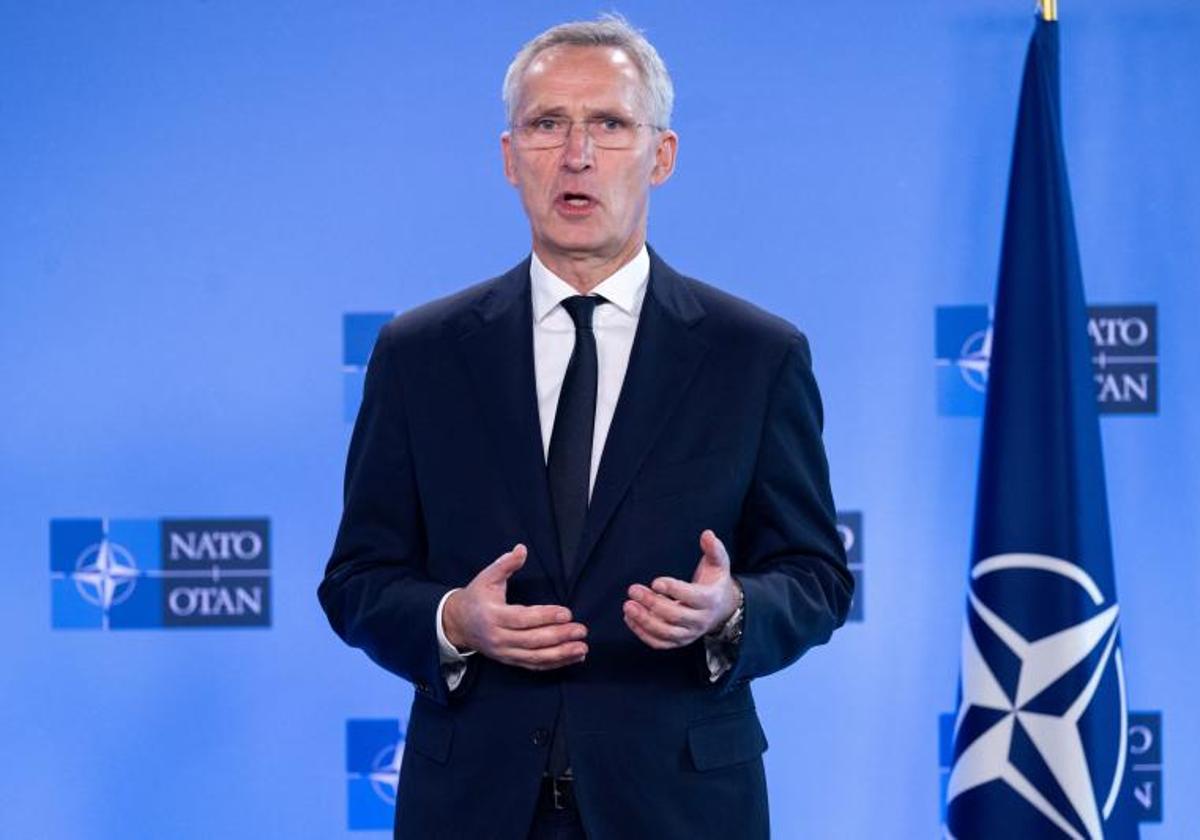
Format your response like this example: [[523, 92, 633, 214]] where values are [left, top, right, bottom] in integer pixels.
[[944, 18, 1138, 840]]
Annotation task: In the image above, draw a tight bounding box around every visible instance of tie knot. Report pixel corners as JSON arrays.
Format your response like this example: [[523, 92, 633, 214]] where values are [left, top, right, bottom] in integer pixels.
[[560, 295, 605, 330]]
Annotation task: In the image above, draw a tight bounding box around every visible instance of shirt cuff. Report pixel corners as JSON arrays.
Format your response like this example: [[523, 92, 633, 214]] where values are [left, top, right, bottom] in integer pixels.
[[435, 588, 475, 690], [704, 636, 734, 682]]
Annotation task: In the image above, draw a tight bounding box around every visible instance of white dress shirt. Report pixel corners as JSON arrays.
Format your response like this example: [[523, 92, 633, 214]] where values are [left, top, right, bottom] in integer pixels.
[[530, 246, 648, 494], [434, 246, 735, 688]]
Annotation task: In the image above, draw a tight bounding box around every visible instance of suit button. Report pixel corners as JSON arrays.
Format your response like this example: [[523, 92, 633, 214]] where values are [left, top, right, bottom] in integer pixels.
[[531, 728, 549, 747]]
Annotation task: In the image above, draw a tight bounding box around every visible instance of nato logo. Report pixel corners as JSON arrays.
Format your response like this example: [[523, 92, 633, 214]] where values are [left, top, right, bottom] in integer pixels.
[[343, 312, 396, 421], [939, 709, 1163, 828], [50, 518, 271, 629], [935, 304, 1158, 415], [945, 550, 1137, 835], [346, 718, 406, 830], [837, 511, 863, 623], [935, 306, 993, 416]]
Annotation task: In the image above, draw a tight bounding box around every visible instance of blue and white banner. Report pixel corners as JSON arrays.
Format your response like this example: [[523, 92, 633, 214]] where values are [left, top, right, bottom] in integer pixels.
[[345, 718, 406, 831], [50, 517, 271, 629]]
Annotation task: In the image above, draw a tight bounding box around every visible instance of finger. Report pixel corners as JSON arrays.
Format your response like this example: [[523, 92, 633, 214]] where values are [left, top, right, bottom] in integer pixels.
[[623, 599, 694, 646], [497, 622, 587, 651], [505, 641, 588, 671], [479, 543, 527, 585], [627, 586, 707, 631], [699, 530, 729, 568], [623, 607, 686, 649], [497, 603, 573, 629], [624, 611, 673, 649], [647, 576, 709, 610]]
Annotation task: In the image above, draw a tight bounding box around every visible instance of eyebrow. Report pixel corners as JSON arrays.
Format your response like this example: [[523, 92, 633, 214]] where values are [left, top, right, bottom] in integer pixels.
[[523, 105, 633, 120]]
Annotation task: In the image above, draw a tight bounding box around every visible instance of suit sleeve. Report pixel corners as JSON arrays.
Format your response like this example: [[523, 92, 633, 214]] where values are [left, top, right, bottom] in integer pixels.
[[317, 326, 460, 706], [713, 331, 854, 692]]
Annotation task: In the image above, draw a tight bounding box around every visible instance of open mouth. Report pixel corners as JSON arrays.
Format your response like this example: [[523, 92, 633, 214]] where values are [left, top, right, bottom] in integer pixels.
[[558, 191, 596, 209]]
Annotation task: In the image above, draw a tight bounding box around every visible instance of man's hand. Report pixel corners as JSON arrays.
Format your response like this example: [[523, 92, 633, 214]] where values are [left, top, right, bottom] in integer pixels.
[[623, 530, 741, 650], [442, 544, 588, 671]]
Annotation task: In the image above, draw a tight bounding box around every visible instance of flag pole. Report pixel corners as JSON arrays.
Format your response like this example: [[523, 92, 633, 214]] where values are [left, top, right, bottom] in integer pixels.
[[1040, 0, 1058, 21]]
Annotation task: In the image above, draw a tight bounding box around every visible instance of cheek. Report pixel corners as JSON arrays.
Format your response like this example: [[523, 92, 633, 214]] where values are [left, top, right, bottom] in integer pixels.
[[513, 157, 554, 197]]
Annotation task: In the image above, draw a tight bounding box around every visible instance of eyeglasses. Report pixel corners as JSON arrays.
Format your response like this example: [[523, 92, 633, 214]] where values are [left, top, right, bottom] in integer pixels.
[[511, 116, 663, 150]]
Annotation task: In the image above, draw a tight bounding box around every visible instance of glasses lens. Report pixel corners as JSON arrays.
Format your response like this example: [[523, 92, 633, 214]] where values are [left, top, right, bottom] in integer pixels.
[[516, 119, 641, 149], [591, 121, 636, 149]]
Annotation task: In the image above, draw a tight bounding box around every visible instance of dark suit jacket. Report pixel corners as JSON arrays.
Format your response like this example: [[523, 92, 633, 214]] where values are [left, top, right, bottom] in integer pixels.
[[318, 247, 853, 839]]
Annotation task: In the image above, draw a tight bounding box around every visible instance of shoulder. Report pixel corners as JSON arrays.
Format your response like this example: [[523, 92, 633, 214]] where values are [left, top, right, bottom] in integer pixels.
[[662, 261, 812, 369], [687, 276, 801, 340], [376, 260, 527, 350]]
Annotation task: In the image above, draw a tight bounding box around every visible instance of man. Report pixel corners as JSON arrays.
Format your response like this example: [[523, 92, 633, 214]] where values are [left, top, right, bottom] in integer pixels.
[[319, 15, 852, 840]]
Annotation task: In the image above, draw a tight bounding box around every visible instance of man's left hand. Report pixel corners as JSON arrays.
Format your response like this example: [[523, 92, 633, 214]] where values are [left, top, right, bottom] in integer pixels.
[[623, 529, 741, 649]]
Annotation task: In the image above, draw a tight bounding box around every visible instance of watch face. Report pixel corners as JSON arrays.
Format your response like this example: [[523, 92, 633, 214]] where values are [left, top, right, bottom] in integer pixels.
[[719, 606, 744, 644]]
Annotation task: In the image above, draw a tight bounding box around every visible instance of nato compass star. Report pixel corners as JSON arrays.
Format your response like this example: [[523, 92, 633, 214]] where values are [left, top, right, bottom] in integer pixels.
[[947, 553, 1129, 840], [957, 325, 992, 393], [368, 741, 404, 805], [73, 538, 140, 627]]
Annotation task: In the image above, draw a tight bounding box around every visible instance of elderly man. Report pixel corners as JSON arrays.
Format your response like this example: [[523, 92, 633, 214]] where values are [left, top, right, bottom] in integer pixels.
[[319, 15, 852, 840]]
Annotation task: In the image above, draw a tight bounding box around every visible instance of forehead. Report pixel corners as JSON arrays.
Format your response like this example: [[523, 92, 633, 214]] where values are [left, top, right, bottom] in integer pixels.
[[516, 45, 645, 115]]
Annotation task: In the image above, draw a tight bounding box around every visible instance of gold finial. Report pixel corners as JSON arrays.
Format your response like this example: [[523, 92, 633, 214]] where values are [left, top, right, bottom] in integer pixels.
[[1040, 0, 1058, 21]]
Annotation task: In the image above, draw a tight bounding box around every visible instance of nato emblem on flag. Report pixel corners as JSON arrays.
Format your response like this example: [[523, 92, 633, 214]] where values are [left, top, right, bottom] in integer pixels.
[[343, 312, 395, 421], [346, 718, 406, 831], [945, 15, 1136, 840]]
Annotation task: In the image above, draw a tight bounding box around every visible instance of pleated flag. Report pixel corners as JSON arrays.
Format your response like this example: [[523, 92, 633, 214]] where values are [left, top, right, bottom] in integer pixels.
[[944, 16, 1138, 840]]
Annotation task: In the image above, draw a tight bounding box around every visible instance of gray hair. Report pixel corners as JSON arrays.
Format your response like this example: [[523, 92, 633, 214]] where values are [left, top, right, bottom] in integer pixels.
[[501, 13, 675, 129]]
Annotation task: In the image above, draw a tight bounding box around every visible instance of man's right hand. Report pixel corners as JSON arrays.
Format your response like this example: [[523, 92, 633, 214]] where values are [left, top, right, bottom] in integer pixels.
[[442, 544, 587, 671]]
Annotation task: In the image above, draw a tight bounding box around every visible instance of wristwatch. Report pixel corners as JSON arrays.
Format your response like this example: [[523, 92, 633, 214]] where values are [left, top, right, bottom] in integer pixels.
[[712, 578, 745, 647]]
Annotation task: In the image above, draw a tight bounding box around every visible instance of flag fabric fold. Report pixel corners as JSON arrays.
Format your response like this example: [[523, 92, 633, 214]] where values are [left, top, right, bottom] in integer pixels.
[[945, 18, 1138, 840]]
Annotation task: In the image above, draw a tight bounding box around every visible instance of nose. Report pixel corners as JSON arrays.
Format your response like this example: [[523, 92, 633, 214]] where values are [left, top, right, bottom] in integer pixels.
[[560, 122, 595, 172]]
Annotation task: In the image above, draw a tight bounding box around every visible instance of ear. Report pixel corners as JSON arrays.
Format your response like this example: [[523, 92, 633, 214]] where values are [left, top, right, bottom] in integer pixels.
[[501, 131, 519, 187], [649, 129, 678, 187]]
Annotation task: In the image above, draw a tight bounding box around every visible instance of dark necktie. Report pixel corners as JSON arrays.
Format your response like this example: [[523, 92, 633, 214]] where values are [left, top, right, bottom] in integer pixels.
[[545, 294, 603, 778], [547, 295, 605, 583]]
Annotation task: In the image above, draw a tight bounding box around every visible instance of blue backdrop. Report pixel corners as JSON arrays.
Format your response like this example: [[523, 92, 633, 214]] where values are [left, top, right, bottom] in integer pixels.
[[2, 1, 1196, 837]]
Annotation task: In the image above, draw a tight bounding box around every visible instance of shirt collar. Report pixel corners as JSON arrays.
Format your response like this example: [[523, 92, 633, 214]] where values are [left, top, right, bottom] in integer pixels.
[[530, 245, 650, 323]]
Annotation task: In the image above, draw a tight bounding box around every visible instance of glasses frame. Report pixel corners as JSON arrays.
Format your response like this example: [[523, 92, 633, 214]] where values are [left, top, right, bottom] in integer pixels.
[[509, 115, 666, 150]]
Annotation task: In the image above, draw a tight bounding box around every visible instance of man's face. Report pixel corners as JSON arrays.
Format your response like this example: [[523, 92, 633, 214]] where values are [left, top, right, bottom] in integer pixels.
[[502, 45, 677, 268]]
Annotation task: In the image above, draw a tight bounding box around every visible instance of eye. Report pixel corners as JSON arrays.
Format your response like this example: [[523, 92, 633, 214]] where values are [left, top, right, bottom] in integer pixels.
[[597, 117, 629, 133], [530, 117, 563, 133]]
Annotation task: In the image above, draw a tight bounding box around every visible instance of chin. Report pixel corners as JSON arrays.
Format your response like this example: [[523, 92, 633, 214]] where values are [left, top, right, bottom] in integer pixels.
[[541, 230, 609, 255]]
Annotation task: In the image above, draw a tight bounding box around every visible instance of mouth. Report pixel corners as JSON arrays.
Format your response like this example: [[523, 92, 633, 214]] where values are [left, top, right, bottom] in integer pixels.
[[554, 191, 598, 216]]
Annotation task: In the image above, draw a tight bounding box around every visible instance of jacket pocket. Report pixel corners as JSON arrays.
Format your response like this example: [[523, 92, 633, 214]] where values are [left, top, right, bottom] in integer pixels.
[[686, 710, 768, 771], [405, 712, 454, 765]]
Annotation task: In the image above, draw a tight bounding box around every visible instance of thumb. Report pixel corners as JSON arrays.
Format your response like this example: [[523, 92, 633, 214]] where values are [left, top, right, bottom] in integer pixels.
[[698, 529, 729, 569], [479, 543, 527, 587]]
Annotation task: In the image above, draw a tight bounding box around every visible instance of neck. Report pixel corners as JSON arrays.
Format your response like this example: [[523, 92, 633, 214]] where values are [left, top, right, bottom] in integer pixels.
[[532, 236, 645, 294]]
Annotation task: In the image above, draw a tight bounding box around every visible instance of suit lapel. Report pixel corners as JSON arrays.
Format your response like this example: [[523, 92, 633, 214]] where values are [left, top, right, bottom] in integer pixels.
[[567, 249, 710, 596], [453, 260, 567, 601]]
